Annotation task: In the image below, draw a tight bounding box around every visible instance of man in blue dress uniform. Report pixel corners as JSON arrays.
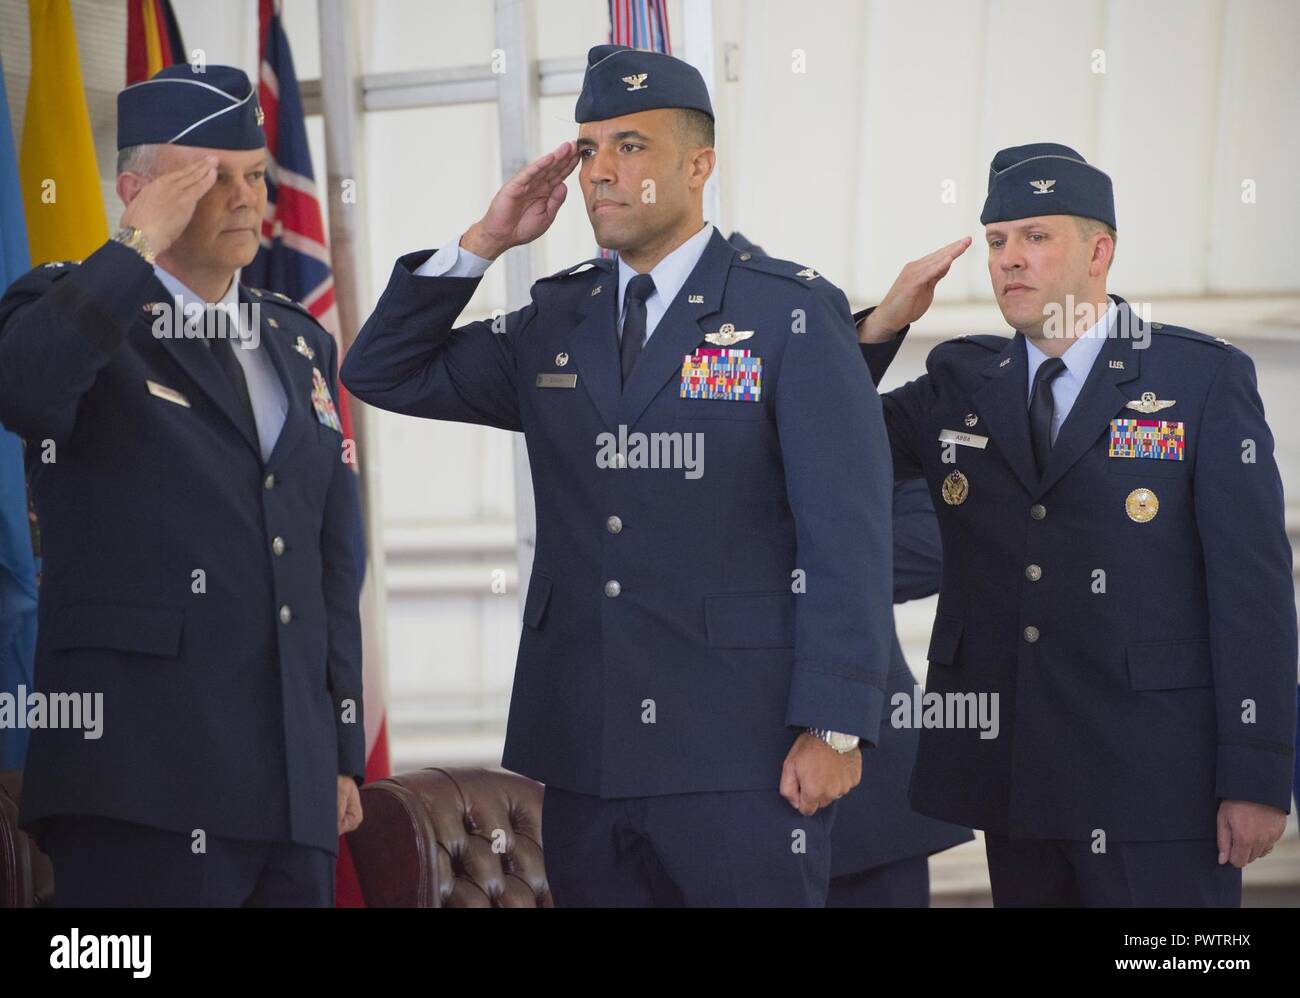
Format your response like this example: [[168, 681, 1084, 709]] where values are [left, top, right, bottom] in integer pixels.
[[0, 65, 365, 906], [856, 143, 1296, 906], [342, 45, 895, 906]]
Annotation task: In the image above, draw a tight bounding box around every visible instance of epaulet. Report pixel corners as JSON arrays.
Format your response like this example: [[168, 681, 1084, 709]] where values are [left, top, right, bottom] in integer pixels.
[[246, 287, 324, 326], [1148, 322, 1232, 350], [938, 333, 1007, 352], [37, 260, 80, 271], [536, 257, 614, 283], [733, 251, 832, 289]]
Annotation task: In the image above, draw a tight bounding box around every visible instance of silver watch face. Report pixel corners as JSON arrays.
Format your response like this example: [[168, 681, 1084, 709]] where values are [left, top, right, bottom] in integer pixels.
[[827, 731, 859, 753]]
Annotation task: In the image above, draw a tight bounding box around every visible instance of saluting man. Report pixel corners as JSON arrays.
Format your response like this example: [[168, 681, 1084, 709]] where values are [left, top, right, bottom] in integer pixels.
[[856, 143, 1296, 906], [0, 64, 365, 906], [342, 45, 895, 907]]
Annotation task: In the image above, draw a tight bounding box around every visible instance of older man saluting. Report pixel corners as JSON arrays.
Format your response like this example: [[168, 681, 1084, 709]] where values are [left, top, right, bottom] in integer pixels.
[[0, 64, 365, 907]]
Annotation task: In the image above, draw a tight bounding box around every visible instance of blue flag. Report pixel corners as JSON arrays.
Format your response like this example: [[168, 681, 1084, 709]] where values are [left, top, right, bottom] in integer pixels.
[[0, 54, 39, 770]]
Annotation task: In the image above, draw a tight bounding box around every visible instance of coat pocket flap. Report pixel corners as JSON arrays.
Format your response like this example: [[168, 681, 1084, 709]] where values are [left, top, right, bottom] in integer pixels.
[[926, 614, 964, 666], [704, 591, 795, 649], [1126, 638, 1213, 690], [50, 603, 184, 657]]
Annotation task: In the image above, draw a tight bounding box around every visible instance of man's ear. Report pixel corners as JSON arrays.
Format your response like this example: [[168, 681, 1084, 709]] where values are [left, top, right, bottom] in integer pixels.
[[689, 147, 716, 191], [116, 172, 147, 208]]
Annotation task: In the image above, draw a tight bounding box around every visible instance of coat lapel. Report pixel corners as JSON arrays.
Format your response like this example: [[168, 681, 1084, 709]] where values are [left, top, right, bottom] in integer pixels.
[[566, 262, 621, 430], [1036, 297, 1142, 496], [618, 228, 735, 430], [972, 334, 1039, 495], [252, 290, 315, 471], [139, 282, 262, 459]]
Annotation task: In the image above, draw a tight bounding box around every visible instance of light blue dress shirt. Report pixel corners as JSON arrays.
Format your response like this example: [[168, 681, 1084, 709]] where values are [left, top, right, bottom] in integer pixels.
[[153, 265, 288, 461], [1022, 299, 1114, 444], [415, 222, 717, 346]]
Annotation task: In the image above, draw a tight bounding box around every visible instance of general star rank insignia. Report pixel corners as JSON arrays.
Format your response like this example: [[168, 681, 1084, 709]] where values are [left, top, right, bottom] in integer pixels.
[[1126, 390, 1176, 413], [311, 367, 342, 431], [941, 469, 969, 506], [294, 335, 315, 360], [680, 348, 762, 402], [1125, 487, 1159, 523], [705, 322, 754, 347], [1109, 419, 1185, 461]]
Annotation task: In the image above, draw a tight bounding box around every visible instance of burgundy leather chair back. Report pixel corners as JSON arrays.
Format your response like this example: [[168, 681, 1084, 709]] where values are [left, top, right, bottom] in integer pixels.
[[347, 767, 550, 908]]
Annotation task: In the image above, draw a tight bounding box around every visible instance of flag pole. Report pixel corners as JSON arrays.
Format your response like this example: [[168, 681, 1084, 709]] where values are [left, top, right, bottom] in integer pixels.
[[315, 0, 391, 759]]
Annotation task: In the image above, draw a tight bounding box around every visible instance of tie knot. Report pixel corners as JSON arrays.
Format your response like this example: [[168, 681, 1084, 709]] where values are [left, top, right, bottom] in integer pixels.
[[1033, 355, 1067, 390], [626, 273, 656, 305]]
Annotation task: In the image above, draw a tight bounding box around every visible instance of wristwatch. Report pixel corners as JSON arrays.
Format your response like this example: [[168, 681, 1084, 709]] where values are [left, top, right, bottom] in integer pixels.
[[112, 226, 156, 264], [807, 727, 860, 753]]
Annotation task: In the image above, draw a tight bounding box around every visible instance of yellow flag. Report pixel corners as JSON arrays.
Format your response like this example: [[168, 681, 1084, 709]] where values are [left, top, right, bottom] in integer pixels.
[[19, 0, 108, 265]]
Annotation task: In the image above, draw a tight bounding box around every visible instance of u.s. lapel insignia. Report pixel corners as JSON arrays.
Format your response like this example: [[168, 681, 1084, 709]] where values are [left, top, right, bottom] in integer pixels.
[[294, 335, 315, 360], [1126, 391, 1175, 414], [1109, 359, 1125, 369], [794, 267, 819, 281], [555, 352, 569, 367], [964, 412, 978, 427], [941, 469, 969, 506], [999, 357, 1011, 368], [267, 317, 279, 328], [705, 322, 754, 347], [623, 73, 648, 91], [688, 294, 704, 304], [590, 284, 602, 296], [311, 367, 342, 432], [1125, 487, 1159, 523]]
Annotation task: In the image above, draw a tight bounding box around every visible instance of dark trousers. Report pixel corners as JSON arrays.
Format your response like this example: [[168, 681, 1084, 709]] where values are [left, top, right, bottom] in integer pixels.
[[542, 785, 836, 907], [42, 814, 335, 907], [983, 834, 1242, 907], [826, 854, 931, 907]]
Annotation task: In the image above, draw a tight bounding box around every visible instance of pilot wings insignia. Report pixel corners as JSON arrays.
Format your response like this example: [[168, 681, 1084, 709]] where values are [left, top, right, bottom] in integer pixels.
[[705, 323, 754, 347], [1126, 391, 1176, 414]]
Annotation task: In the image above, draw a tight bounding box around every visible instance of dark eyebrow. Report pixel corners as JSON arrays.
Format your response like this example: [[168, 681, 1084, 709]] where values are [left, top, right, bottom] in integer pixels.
[[575, 131, 651, 150]]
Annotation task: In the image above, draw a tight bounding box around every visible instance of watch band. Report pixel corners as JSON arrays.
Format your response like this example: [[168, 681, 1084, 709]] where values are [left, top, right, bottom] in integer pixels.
[[112, 226, 157, 265]]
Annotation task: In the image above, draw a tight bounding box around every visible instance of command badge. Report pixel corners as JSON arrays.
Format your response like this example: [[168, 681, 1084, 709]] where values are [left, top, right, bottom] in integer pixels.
[[941, 469, 969, 506], [1125, 487, 1159, 523]]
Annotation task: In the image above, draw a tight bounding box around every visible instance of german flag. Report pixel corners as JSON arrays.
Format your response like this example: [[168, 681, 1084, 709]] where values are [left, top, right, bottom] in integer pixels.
[[126, 0, 186, 85]]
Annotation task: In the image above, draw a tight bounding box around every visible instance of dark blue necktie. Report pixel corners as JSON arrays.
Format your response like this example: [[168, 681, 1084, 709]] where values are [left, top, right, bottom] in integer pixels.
[[620, 273, 656, 384], [1028, 356, 1066, 476]]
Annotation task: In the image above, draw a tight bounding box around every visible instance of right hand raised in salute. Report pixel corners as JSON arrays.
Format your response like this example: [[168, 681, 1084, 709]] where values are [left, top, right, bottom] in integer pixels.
[[460, 141, 581, 261], [119, 155, 219, 259]]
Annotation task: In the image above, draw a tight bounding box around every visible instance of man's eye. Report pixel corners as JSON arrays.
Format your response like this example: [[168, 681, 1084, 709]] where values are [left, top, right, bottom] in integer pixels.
[[621, 144, 640, 153], [1029, 233, 1045, 241], [989, 240, 1003, 249]]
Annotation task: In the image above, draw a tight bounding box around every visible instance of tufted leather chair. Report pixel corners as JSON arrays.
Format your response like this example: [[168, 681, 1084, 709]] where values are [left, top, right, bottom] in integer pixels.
[[0, 770, 54, 907], [346, 767, 551, 908]]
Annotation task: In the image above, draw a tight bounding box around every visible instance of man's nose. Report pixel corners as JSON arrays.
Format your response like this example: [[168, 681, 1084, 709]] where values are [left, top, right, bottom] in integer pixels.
[[587, 146, 616, 186]]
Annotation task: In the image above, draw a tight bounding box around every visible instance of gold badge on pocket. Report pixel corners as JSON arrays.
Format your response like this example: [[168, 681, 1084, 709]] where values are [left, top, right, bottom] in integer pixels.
[[1125, 487, 1159, 523], [941, 469, 969, 506]]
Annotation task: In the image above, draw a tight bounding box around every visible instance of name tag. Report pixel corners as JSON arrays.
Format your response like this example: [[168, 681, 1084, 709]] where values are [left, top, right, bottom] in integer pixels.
[[146, 380, 190, 408], [938, 428, 987, 449], [536, 373, 577, 389]]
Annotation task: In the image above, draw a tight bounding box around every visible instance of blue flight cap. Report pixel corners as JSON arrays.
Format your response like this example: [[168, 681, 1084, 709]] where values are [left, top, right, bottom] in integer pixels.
[[117, 64, 265, 151], [980, 142, 1116, 230], [575, 44, 713, 124]]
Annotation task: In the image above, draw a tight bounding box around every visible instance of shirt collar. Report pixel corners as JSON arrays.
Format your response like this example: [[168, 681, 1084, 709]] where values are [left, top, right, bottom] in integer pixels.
[[616, 221, 715, 316], [1023, 297, 1115, 386], [152, 265, 244, 336]]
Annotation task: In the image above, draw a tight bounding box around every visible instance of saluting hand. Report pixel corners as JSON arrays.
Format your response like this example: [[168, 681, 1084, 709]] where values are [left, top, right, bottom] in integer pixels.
[[119, 156, 219, 258], [780, 732, 862, 816], [461, 141, 581, 261], [858, 236, 972, 343]]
